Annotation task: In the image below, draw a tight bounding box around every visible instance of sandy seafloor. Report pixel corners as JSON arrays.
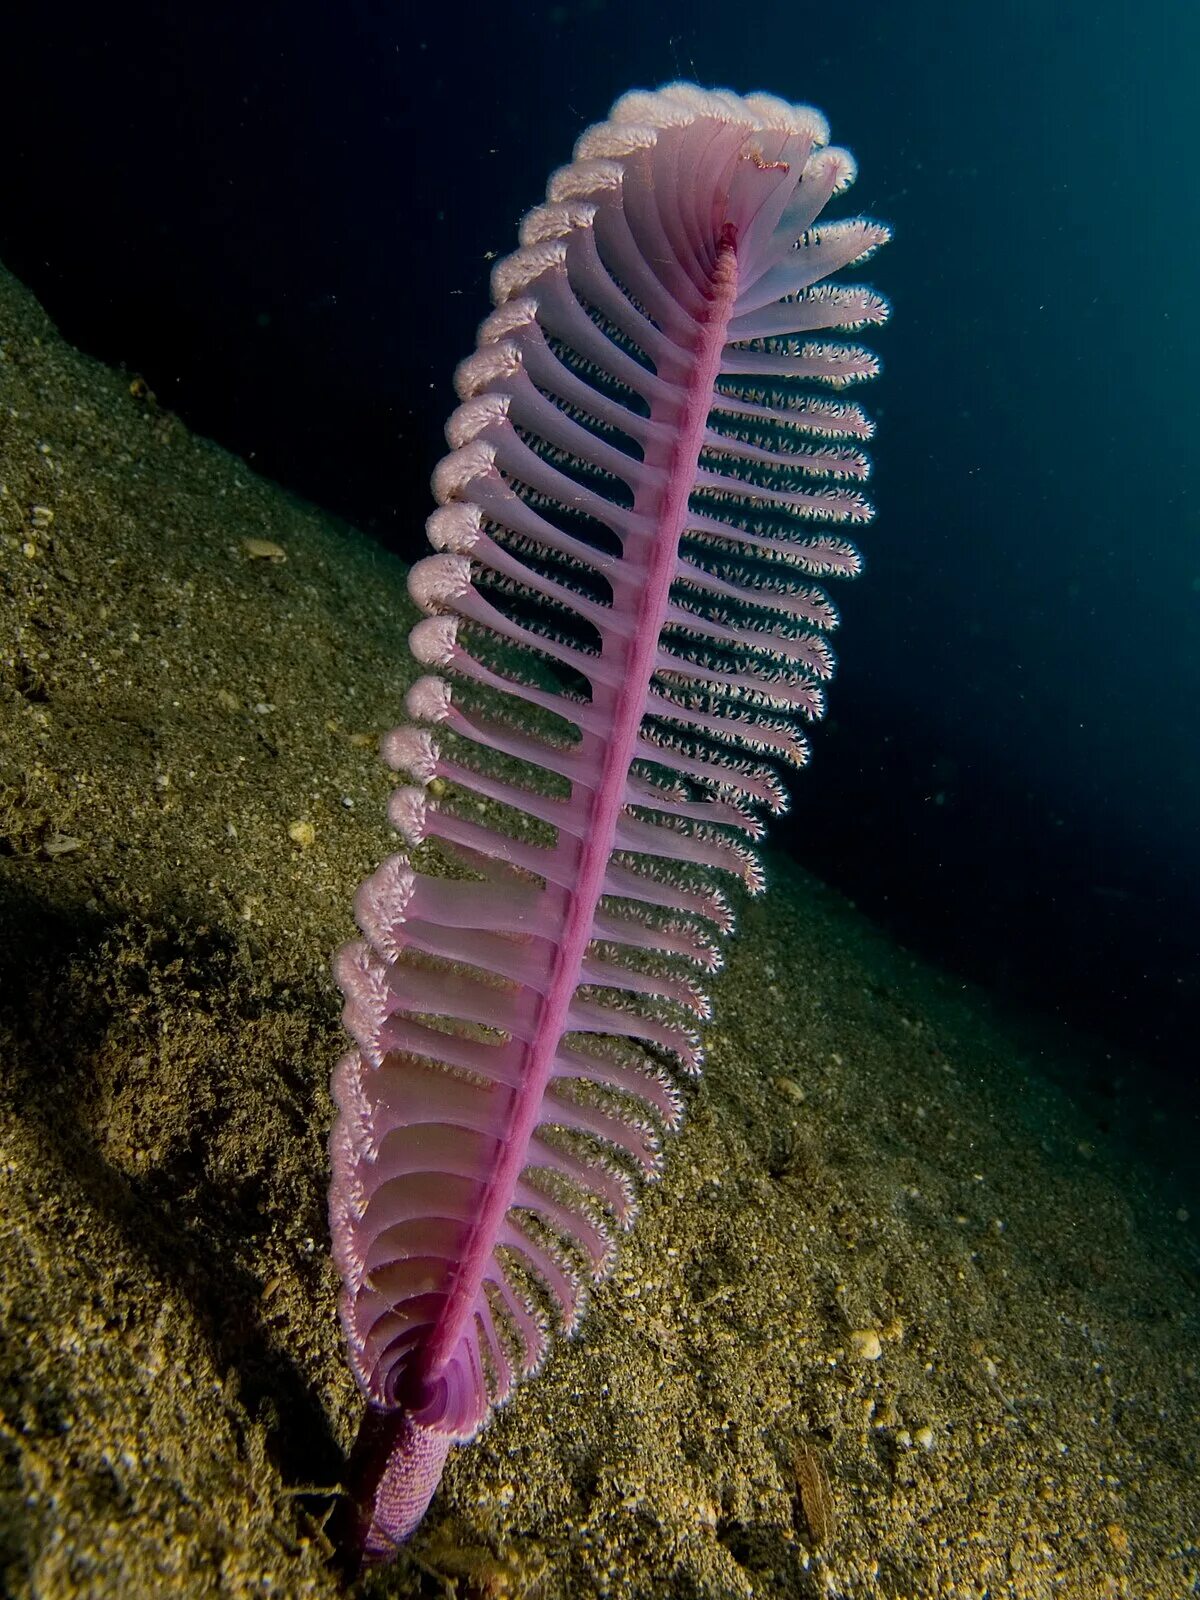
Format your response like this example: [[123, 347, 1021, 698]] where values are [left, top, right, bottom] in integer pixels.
[[1, 258, 1197, 1600]]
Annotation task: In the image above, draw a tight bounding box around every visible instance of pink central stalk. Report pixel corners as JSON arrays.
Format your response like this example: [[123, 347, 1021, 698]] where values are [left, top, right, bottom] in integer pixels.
[[412, 232, 741, 1395]]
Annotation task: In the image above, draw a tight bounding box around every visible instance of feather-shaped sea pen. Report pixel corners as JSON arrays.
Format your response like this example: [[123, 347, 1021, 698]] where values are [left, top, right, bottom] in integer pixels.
[[330, 82, 889, 1559]]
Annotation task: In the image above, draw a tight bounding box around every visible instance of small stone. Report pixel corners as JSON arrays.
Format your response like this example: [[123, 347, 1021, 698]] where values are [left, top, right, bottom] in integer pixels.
[[288, 820, 316, 848], [772, 1075, 805, 1102], [913, 1425, 935, 1450], [849, 1329, 882, 1361], [43, 834, 82, 857], [242, 537, 287, 561], [30, 505, 54, 527], [1104, 1522, 1129, 1557]]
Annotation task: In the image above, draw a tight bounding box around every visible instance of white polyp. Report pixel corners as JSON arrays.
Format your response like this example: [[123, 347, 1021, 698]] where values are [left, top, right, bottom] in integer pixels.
[[806, 144, 857, 193], [324, 1212, 363, 1304], [332, 940, 377, 1005], [479, 297, 539, 343], [609, 87, 699, 128], [573, 120, 657, 163], [369, 856, 417, 922], [431, 439, 496, 503], [815, 218, 890, 268], [330, 1049, 374, 1151], [353, 878, 393, 950], [381, 725, 439, 782], [426, 502, 482, 555], [404, 675, 452, 723], [698, 87, 762, 127], [408, 615, 460, 667], [408, 553, 473, 615], [329, 1079, 373, 1214], [519, 200, 596, 247], [490, 239, 568, 304], [334, 946, 392, 1069], [445, 394, 511, 450], [546, 159, 624, 203], [355, 858, 416, 962], [453, 343, 523, 401], [388, 785, 430, 845], [744, 92, 830, 145]]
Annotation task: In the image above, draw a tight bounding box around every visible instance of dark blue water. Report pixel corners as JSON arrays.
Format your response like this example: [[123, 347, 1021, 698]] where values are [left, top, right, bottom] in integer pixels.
[[2, 1, 1195, 1121]]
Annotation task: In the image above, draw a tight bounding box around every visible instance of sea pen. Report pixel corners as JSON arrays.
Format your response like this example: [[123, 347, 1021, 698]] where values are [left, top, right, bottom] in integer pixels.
[[330, 82, 889, 1558]]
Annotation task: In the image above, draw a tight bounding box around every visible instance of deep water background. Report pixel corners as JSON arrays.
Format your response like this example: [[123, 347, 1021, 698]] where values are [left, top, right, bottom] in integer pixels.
[[1, 2, 1196, 1134]]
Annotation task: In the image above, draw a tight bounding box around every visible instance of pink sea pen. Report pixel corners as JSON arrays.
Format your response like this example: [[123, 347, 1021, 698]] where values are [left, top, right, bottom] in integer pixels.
[[330, 81, 889, 1559]]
